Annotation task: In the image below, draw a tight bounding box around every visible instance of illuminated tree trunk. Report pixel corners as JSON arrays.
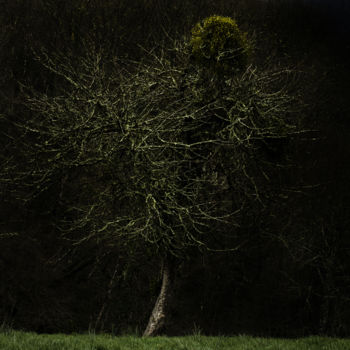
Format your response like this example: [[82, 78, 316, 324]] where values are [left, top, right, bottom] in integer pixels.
[[143, 259, 172, 337]]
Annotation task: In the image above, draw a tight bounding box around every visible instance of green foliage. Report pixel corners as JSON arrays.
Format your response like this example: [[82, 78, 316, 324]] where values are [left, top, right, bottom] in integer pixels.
[[189, 15, 251, 75]]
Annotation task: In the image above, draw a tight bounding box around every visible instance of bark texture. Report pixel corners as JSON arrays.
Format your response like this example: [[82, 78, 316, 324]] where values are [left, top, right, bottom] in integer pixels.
[[143, 260, 172, 336]]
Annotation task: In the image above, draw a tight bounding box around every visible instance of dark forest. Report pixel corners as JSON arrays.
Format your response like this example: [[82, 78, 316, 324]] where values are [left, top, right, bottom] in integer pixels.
[[0, 0, 349, 337]]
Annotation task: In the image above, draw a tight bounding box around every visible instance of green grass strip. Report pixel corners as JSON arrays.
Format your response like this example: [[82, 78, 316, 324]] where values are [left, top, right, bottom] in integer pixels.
[[0, 331, 349, 350]]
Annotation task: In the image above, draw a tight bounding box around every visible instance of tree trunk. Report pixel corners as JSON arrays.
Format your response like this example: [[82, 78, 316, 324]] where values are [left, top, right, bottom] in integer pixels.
[[143, 259, 172, 336]]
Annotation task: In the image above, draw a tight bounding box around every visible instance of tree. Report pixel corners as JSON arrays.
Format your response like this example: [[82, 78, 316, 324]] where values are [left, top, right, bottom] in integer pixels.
[[0, 31, 301, 335]]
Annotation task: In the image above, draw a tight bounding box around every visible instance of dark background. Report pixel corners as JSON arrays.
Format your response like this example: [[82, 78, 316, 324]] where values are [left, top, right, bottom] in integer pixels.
[[0, 0, 349, 337]]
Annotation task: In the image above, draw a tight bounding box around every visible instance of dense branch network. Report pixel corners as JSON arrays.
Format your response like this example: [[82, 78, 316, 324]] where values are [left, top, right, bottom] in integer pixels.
[[0, 39, 300, 258]]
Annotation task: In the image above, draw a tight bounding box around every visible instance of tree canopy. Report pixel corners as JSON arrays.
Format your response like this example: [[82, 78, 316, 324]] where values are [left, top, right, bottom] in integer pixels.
[[1, 38, 300, 260]]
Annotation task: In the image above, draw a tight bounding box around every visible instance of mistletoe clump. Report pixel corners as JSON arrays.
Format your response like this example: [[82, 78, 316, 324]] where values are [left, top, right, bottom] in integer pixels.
[[190, 15, 251, 75]]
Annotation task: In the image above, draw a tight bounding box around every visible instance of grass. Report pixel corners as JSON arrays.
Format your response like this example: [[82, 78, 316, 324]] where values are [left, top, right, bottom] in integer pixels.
[[0, 331, 349, 350]]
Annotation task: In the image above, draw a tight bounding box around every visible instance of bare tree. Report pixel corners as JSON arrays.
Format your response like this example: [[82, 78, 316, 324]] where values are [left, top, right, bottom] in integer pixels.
[[0, 37, 301, 335]]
